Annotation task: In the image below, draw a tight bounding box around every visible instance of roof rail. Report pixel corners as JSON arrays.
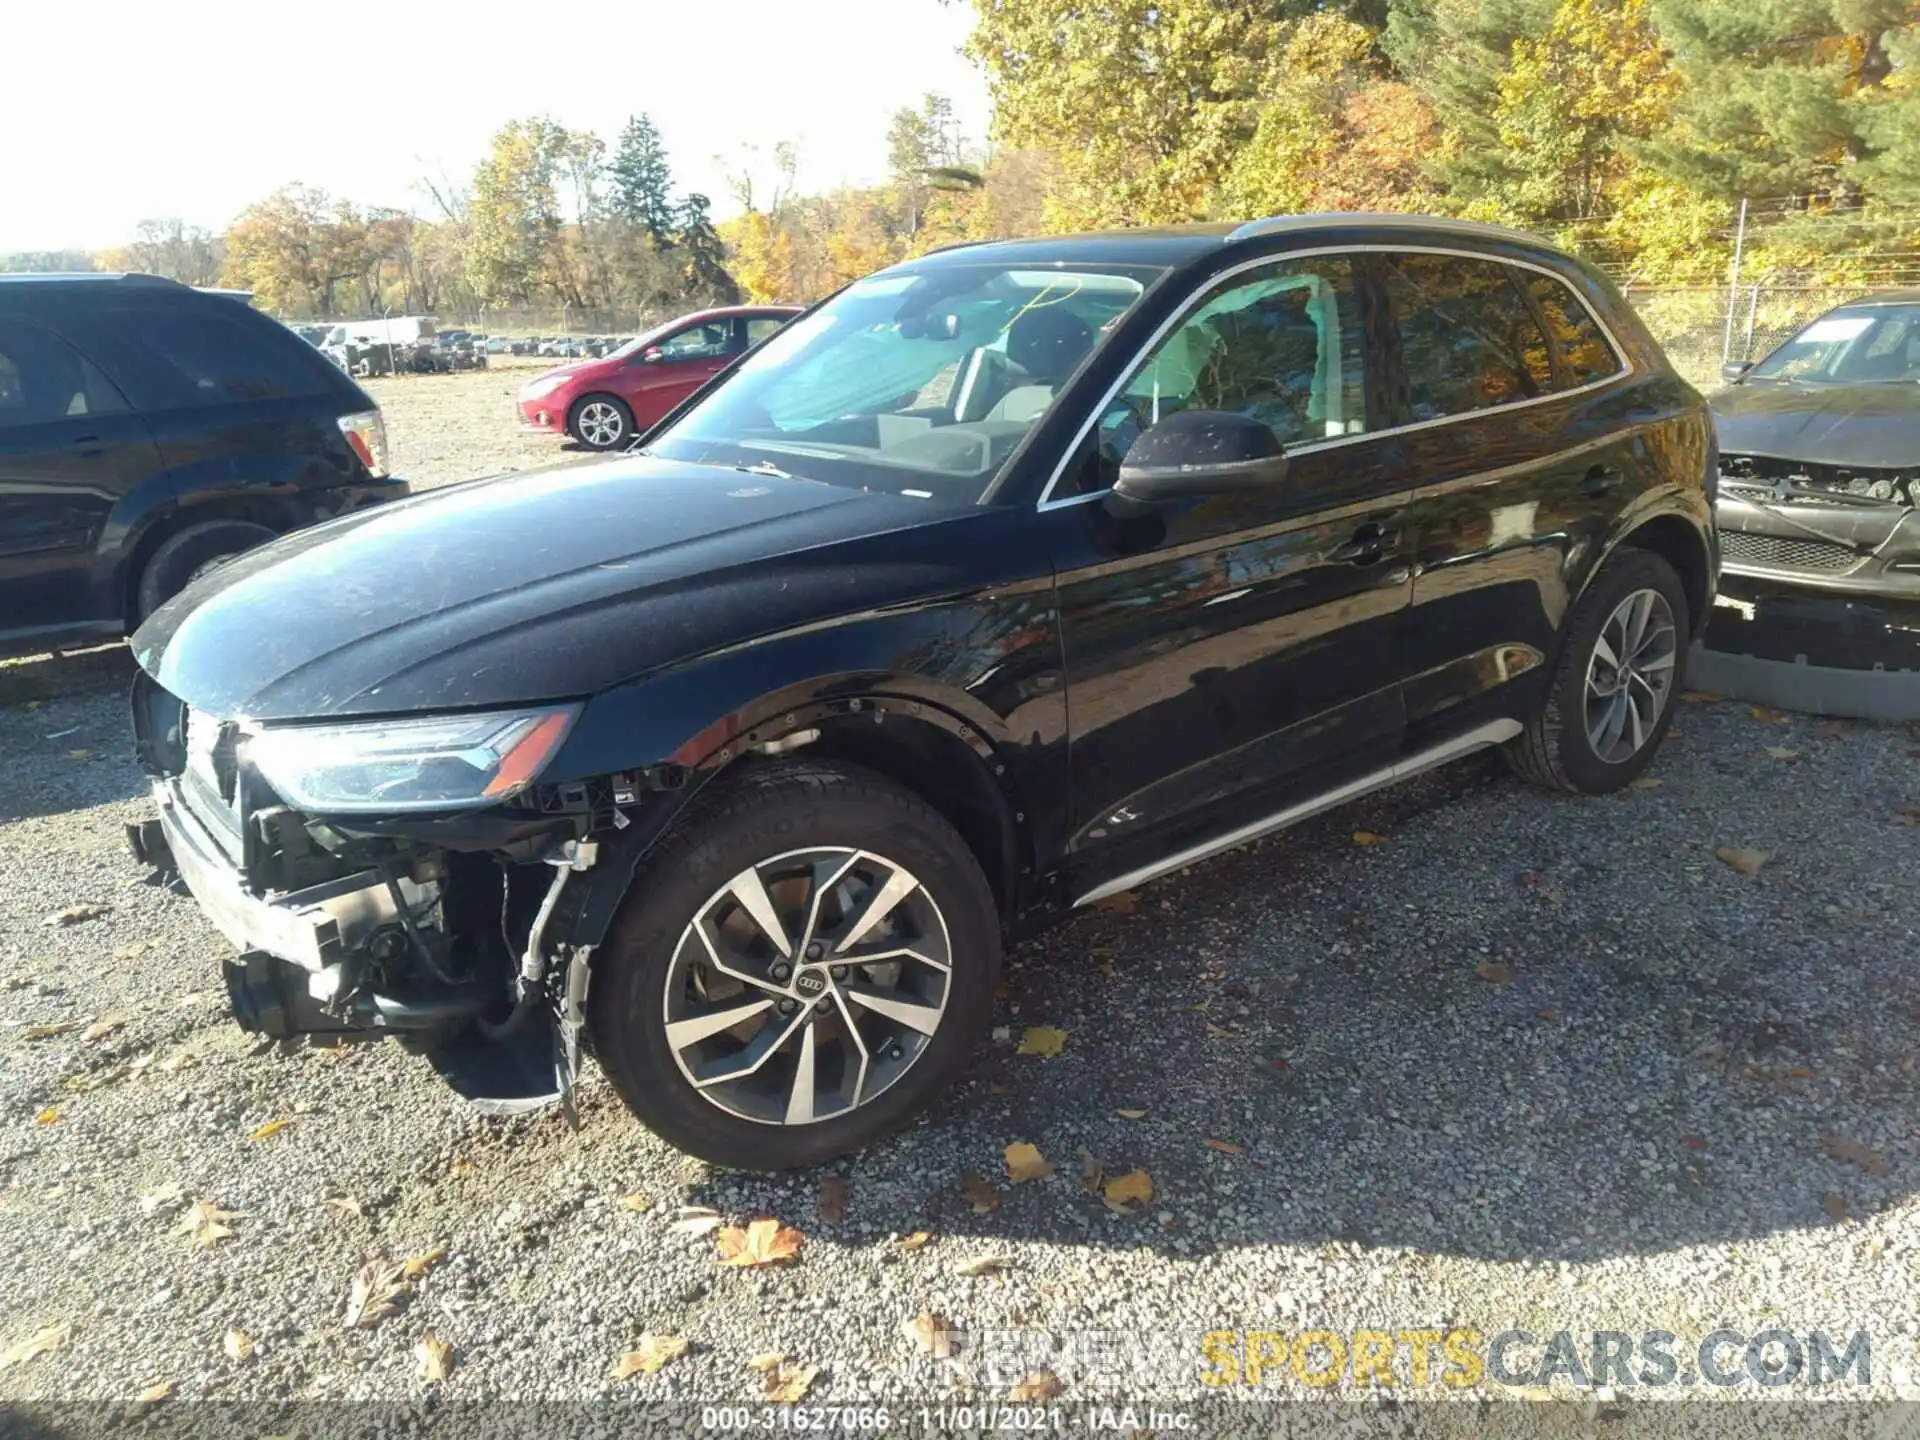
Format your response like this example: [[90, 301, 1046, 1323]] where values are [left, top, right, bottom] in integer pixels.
[[1226, 212, 1547, 247]]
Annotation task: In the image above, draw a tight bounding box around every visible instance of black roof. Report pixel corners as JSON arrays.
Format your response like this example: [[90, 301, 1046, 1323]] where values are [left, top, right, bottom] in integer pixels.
[[0, 272, 182, 287]]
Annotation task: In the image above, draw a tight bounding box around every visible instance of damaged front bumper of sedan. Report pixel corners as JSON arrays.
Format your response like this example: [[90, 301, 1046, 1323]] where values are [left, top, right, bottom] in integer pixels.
[[1716, 453, 1920, 598], [125, 673, 670, 1116]]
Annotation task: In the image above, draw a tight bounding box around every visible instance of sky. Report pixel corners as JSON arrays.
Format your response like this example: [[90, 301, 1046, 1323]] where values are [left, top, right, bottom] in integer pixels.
[[0, 0, 991, 254]]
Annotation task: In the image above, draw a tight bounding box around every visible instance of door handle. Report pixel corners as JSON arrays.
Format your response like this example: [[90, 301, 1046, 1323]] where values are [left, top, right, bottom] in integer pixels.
[[68, 435, 105, 457], [1578, 464, 1619, 497], [1330, 525, 1399, 564]]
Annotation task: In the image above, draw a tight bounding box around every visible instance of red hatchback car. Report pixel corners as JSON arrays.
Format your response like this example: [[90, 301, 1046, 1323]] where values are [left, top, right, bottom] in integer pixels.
[[517, 305, 802, 451]]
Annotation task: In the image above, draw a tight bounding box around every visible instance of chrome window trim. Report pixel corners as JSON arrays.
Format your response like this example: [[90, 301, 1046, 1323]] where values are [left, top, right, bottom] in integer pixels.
[[1035, 242, 1634, 512]]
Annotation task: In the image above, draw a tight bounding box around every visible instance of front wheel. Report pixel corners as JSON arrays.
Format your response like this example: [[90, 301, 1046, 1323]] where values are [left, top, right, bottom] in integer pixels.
[[567, 393, 634, 451], [136, 520, 278, 620], [1509, 547, 1689, 794], [587, 760, 1001, 1169]]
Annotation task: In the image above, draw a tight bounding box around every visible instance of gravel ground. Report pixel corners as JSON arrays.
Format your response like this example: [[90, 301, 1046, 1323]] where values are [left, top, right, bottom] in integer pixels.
[[362, 361, 603, 493], [2, 379, 1918, 1430]]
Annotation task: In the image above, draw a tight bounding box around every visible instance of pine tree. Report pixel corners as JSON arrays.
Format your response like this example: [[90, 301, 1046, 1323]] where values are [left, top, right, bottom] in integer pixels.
[[609, 114, 678, 244], [675, 194, 740, 305]]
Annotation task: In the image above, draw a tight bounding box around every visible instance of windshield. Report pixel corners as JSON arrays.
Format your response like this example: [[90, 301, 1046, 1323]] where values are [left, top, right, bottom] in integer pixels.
[[645, 262, 1163, 501], [1749, 305, 1920, 383]]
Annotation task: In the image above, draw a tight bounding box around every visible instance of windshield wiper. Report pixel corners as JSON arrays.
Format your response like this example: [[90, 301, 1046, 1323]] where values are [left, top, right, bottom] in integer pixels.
[[735, 460, 794, 480]]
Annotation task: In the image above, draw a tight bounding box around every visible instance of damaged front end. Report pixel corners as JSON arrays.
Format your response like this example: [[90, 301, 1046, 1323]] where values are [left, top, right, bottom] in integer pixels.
[[1716, 453, 1920, 598], [127, 672, 670, 1116]]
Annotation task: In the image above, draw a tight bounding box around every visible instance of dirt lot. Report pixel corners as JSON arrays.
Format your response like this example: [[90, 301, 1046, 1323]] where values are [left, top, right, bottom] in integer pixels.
[[362, 362, 598, 492], [2, 375, 1919, 1428]]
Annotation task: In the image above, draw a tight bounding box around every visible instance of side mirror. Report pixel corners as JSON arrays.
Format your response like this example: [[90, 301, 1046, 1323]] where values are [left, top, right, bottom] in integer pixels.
[[641, 346, 665, 364], [1112, 411, 1287, 508], [1721, 360, 1753, 384]]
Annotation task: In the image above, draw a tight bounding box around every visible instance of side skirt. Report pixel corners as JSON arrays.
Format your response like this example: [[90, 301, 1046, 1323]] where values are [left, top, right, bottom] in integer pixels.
[[1072, 719, 1522, 907]]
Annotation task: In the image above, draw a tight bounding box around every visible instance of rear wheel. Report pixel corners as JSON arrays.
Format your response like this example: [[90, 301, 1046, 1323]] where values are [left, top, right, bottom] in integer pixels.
[[1509, 547, 1689, 794], [136, 520, 277, 621], [588, 760, 1000, 1169], [567, 393, 634, 451]]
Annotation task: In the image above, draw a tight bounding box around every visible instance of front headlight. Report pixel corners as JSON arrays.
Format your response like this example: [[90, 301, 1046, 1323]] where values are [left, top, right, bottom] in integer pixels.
[[520, 375, 565, 401], [246, 706, 579, 814]]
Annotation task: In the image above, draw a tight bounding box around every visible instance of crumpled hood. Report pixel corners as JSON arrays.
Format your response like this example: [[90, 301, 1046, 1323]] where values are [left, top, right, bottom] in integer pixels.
[[1712, 381, 1920, 469], [133, 455, 956, 720]]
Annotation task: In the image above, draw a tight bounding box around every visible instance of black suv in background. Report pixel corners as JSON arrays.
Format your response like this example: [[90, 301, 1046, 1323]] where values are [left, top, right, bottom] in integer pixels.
[[128, 216, 1715, 1169], [0, 274, 407, 659]]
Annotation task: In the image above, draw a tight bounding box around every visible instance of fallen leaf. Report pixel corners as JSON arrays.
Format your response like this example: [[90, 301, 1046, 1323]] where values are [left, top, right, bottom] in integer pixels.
[[138, 1182, 183, 1216], [817, 1175, 848, 1224], [1715, 846, 1772, 876], [670, 1213, 724, 1238], [1102, 1169, 1153, 1213], [716, 1218, 803, 1268], [1351, 829, 1387, 846], [747, 1352, 786, 1373], [1896, 806, 1920, 829], [135, 1380, 172, 1404], [22, 1021, 82, 1040], [904, 1311, 955, 1359], [0, 1324, 68, 1370], [1749, 705, 1788, 724], [1626, 776, 1663, 792], [1822, 721, 1853, 741], [402, 1244, 448, 1279], [1785, 1065, 1813, 1080], [954, 1255, 1009, 1277], [222, 1329, 254, 1363], [344, 1258, 411, 1328], [111, 944, 148, 962], [1092, 890, 1138, 915], [616, 1191, 653, 1214], [1201, 1137, 1243, 1156], [1822, 1136, 1887, 1175], [247, 1118, 292, 1143], [1680, 1135, 1707, 1151], [1114, 1107, 1148, 1120], [1009, 1370, 1063, 1401], [1822, 1193, 1850, 1225], [44, 904, 108, 927], [1679, 690, 1719, 704], [1474, 959, 1514, 986], [66, 749, 91, 762], [613, 1334, 687, 1379], [959, 1174, 1002, 1214], [1015, 1025, 1068, 1058], [416, 1331, 454, 1382], [896, 1230, 933, 1252], [324, 1196, 363, 1218], [34, 1107, 59, 1125], [764, 1361, 819, 1402], [1535, 1008, 1558, 1021], [82, 1015, 124, 1042], [1004, 1141, 1053, 1184], [1765, 746, 1800, 762]]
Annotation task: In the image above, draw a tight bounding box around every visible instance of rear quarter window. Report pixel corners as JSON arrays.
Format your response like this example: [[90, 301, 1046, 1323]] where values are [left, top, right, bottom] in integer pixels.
[[1521, 271, 1625, 389], [103, 304, 337, 407]]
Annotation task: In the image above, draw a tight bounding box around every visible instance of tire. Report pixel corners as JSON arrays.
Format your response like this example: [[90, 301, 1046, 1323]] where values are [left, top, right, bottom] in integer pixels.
[[587, 759, 1001, 1169], [1509, 546, 1690, 794], [567, 393, 634, 451], [136, 520, 278, 620]]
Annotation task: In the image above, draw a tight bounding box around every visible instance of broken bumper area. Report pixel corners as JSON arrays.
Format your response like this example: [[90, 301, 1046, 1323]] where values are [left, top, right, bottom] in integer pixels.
[[1715, 493, 1920, 599], [135, 780, 570, 1113]]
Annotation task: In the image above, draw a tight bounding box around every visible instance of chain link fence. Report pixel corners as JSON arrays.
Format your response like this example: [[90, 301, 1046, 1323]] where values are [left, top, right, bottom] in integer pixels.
[[1624, 284, 1895, 391]]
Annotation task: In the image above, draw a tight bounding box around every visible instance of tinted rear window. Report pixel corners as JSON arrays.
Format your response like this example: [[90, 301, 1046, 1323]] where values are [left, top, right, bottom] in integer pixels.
[[1522, 271, 1624, 389], [108, 305, 334, 405], [1381, 254, 1554, 422]]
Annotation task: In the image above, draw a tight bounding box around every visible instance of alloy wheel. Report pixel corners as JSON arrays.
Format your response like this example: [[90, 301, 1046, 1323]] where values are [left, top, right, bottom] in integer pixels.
[[661, 847, 953, 1126], [577, 401, 625, 448], [1582, 587, 1677, 763]]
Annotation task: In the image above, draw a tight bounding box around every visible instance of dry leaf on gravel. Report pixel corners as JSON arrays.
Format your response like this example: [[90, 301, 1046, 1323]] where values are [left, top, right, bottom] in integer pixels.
[[1115, 1107, 1148, 1120], [764, 1361, 819, 1403], [112, 944, 148, 962], [716, 1219, 803, 1267], [82, 1015, 124, 1042], [324, 1196, 363, 1218], [344, 1259, 411, 1328], [671, 1207, 724, 1237], [748, 1352, 786, 1372], [1822, 1194, 1851, 1225], [1351, 829, 1387, 846], [1822, 1136, 1888, 1175], [45, 904, 108, 927], [1748, 705, 1787, 723], [616, 1192, 653, 1214], [1015, 1025, 1068, 1058], [1103, 1169, 1154, 1213], [22, 1022, 81, 1040], [904, 1311, 955, 1359], [1765, 746, 1800, 762], [1679, 690, 1719, 703], [247, 1118, 292, 1142], [1475, 959, 1514, 986], [613, 1334, 687, 1379], [135, 1380, 173, 1404], [0, 1324, 68, 1370], [960, 1174, 1002, 1214], [1076, 1146, 1105, 1192], [1008, 1370, 1063, 1401], [1202, 1137, 1243, 1156], [954, 1255, 1009, 1277], [403, 1244, 448, 1279], [175, 1200, 245, 1249], [1093, 890, 1138, 915], [896, 1230, 933, 1251], [1715, 846, 1772, 876], [416, 1332, 454, 1382], [1896, 806, 1920, 828], [1004, 1142, 1053, 1184], [222, 1329, 253, 1363], [1626, 776, 1663, 792], [34, 1107, 59, 1125], [817, 1176, 848, 1224]]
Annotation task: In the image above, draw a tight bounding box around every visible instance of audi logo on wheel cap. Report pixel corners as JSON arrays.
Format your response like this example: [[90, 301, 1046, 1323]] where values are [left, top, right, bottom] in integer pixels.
[[794, 971, 827, 996]]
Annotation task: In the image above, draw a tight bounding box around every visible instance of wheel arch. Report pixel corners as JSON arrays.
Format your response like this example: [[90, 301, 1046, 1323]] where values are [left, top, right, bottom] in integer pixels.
[[118, 497, 296, 628], [1617, 511, 1713, 636]]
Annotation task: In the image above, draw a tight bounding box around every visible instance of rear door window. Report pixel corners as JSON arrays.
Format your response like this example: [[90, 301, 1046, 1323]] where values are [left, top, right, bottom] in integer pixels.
[[1380, 254, 1553, 423], [0, 319, 128, 427], [1520, 271, 1624, 389], [659, 320, 734, 361], [107, 305, 333, 406], [745, 316, 789, 347]]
